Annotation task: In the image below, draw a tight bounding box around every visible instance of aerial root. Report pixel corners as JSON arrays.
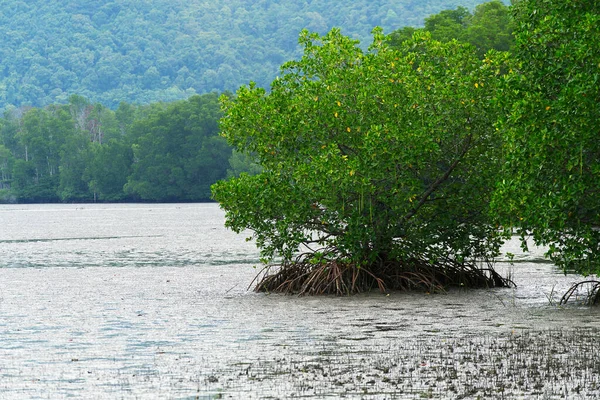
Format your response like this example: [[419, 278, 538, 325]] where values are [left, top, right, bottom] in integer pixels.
[[560, 280, 600, 305], [252, 254, 514, 295]]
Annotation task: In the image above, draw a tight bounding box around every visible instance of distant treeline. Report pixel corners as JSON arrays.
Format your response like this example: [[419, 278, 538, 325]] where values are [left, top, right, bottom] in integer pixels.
[[0, 93, 259, 203]]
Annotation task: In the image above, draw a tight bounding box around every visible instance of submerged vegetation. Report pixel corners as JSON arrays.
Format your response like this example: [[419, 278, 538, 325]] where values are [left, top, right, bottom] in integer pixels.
[[204, 328, 600, 398]]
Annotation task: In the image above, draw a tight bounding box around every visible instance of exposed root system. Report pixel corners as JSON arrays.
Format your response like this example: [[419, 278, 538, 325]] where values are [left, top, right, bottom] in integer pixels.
[[560, 280, 600, 305], [252, 254, 514, 295]]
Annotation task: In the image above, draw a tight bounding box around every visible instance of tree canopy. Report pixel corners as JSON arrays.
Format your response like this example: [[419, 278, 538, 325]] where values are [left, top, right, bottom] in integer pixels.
[[0, 94, 232, 203], [125, 94, 230, 201], [212, 28, 512, 294], [388, 0, 513, 56], [493, 0, 600, 277]]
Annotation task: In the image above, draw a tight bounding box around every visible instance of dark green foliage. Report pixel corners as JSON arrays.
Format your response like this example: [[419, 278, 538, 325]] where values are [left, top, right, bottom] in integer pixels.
[[388, 1, 513, 56], [493, 0, 600, 276], [0, 0, 506, 110], [466, 0, 513, 54], [424, 7, 471, 43], [125, 94, 230, 201], [227, 151, 263, 178], [86, 140, 133, 202], [0, 94, 228, 203], [58, 133, 93, 202]]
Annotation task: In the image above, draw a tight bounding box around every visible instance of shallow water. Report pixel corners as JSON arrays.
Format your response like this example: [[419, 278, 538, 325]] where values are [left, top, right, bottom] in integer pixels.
[[1, 203, 599, 399]]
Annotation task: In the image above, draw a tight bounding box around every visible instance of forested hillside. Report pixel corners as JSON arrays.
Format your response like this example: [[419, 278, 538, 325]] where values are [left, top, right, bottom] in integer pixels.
[[0, 0, 504, 109]]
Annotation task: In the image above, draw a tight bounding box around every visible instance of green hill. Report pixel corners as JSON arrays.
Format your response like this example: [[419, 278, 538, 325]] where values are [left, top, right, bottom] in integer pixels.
[[0, 0, 505, 109]]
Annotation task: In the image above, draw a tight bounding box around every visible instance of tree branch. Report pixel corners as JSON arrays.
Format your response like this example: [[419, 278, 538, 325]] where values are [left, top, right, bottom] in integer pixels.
[[402, 134, 473, 224]]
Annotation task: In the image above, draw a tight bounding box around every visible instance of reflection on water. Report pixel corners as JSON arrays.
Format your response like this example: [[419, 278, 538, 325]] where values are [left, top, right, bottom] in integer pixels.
[[1, 203, 599, 399]]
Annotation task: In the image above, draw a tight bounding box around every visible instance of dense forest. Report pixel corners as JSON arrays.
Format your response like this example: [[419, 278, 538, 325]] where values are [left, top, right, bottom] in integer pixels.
[[0, 0, 506, 109], [0, 94, 238, 202], [0, 1, 512, 204]]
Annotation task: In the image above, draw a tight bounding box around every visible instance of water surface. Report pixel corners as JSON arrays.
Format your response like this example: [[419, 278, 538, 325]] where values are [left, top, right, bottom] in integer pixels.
[[1, 203, 599, 399]]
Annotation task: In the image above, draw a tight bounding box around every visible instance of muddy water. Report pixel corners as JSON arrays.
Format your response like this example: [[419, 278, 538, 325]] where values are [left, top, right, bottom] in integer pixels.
[[1, 203, 599, 399]]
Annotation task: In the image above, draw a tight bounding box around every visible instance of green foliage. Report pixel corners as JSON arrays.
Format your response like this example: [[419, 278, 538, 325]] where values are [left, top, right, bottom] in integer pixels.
[[212, 28, 510, 268], [125, 94, 230, 201], [10, 106, 76, 202], [0, 143, 15, 198], [0, 93, 229, 203], [58, 132, 92, 202], [388, 1, 513, 56], [227, 151, 263, 178], [86, 140, 133, 202], [493, 0, 600, 276], [0, 0, 506, 110], [424, 6, 471, 42], [467, 0, 513, 54]]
